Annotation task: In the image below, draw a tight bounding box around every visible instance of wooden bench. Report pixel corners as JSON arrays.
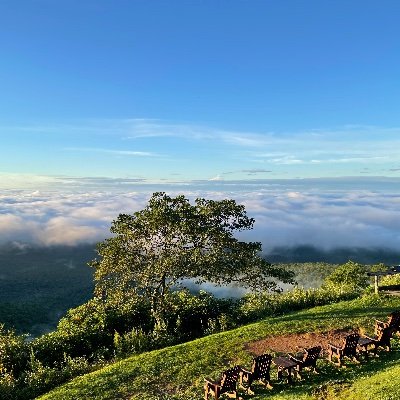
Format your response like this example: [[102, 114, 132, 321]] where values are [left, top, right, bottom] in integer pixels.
[[204, 365, 242, 400], [239, 353, 273, 394], [328, 332, 360, 367]]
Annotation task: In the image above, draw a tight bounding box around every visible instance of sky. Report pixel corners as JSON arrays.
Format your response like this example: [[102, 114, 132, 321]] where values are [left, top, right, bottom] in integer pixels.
[[0, 1, 400, 251]]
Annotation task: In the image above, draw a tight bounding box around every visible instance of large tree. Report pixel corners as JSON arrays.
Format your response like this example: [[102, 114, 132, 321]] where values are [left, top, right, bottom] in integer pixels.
[[90, 192, 293, 328]]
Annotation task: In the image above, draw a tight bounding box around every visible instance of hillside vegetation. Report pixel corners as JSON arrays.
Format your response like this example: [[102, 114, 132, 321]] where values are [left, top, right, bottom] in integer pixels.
[[0, 244, 94, 336], [2, 195, 398, 399], [38, 294, 400, 400]]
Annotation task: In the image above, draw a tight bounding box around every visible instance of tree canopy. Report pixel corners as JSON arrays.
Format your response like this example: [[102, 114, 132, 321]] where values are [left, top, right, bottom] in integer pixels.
[[90, 192, 294, 327]]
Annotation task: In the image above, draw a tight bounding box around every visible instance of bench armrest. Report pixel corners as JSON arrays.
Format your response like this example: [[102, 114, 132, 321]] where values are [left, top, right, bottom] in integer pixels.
[[240, 368, 252, 375], [288, 355, 302, 364], [363, 335, 377, 342]]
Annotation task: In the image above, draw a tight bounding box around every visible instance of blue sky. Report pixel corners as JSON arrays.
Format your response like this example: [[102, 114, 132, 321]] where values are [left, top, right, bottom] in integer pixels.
[[1, 0, 400, 187]]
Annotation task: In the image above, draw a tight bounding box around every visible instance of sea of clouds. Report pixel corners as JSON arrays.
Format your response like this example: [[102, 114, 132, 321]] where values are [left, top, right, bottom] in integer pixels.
[[1, 179, 399, 251]]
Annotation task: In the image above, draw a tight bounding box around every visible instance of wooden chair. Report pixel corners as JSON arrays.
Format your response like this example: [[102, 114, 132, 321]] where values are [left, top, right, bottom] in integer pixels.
[[328, 333, 360, 367], [204, 365, 242, 400], [239, 353, 273, 395], [365, 325, 396, 354], [289, 346, 322, 378], [375, 310, 400, 335]]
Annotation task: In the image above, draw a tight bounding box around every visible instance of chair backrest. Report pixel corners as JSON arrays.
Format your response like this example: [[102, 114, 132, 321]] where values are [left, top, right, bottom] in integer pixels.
[[388, 311, 400, 328], [252, 353, 272, 380], [343, 333, 359, 356], [377, 325, 395, 346], [302, 346, 322, 367], [220, 365, 241, 393]]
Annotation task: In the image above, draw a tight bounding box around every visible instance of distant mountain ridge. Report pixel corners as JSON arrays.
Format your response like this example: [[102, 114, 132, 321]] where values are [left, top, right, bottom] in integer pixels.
[[1, 243, 399, 335], [265, 245, 400, 265]]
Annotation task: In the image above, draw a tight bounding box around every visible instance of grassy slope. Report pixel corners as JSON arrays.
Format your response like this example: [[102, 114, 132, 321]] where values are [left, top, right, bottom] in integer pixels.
[[38, 295, 400, 400]]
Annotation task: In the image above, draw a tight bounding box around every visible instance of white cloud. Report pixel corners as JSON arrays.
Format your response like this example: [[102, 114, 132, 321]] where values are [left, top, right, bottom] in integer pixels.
[[65, 147, 159, 157], [0, 181, 399, 251], [209, 175, 223, 181], [0, 191, 151, 246]]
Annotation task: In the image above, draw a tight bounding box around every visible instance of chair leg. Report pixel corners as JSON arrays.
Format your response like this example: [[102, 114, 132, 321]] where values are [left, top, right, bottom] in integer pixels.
[[328, 349, 340, 366], [336, 353, 342, 367], [246, 377, 255, 395], [204, 382, 209, 400], [261, 378, 273, 389], [312, 365, 319, 374]]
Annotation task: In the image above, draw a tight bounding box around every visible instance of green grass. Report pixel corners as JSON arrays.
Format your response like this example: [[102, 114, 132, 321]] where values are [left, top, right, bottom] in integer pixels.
[[38, 294, 400, 400]]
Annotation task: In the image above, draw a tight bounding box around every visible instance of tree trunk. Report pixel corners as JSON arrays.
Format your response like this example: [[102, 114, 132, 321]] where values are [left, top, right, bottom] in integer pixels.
[[151, 280, 168, 335]]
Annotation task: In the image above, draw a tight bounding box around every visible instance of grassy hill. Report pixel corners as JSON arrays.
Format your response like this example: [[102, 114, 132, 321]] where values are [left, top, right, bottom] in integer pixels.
[[38, 294, 400, 400]]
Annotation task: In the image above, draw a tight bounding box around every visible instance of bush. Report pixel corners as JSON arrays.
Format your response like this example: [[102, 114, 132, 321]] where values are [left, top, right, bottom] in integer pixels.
[[0, 324, 29, 378], [113, 329, 154, 358], [32, 296, 152, 366], [380, 273, 400, 286], [0, 371, 16, 400], [164, 289, 239, 339], [238, 286, 358, 322], [323, 261, 369, 294]]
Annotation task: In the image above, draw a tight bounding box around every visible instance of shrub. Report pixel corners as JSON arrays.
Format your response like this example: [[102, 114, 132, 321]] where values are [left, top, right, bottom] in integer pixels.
[[0, 324, 29, 378], [32, 296, 151, 366], [323, 261, 369, 294], [238, 286, 358, 322], [0, 371, 16, 400], [380, 273, 400, 286], [113, 329, 154, 358], [160, 289, 238, 340]]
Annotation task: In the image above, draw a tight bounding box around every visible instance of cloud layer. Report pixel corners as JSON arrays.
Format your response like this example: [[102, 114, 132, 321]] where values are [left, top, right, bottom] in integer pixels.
[[1, 181, 399, 250]]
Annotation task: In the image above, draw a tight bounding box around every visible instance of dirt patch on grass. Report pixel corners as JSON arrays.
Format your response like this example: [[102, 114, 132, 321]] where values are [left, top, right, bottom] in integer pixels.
[[246, 328, 355, 357]]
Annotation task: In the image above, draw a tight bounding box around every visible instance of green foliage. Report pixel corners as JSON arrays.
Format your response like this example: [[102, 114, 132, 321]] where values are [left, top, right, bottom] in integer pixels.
[[1, 251, 394, 399], [0, 244, 94, 336], [32, 297, 151, 366], [369, 262, 388, 273], [380, 273, 400, 286], [239, 286, 357, 322], [165, 289, 239, 339], [37, 295, 400, 400], [113, 329, 153, 358], [323, 261, 369, 294], [90, 192, 294, 329], [278, 262, 339, 288], [0, 276, 365, 399], [0, 324, 29, 378]]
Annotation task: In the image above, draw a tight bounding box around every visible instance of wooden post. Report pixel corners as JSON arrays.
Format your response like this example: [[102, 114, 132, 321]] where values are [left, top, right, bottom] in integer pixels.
[[374, 275, 379, 295]]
